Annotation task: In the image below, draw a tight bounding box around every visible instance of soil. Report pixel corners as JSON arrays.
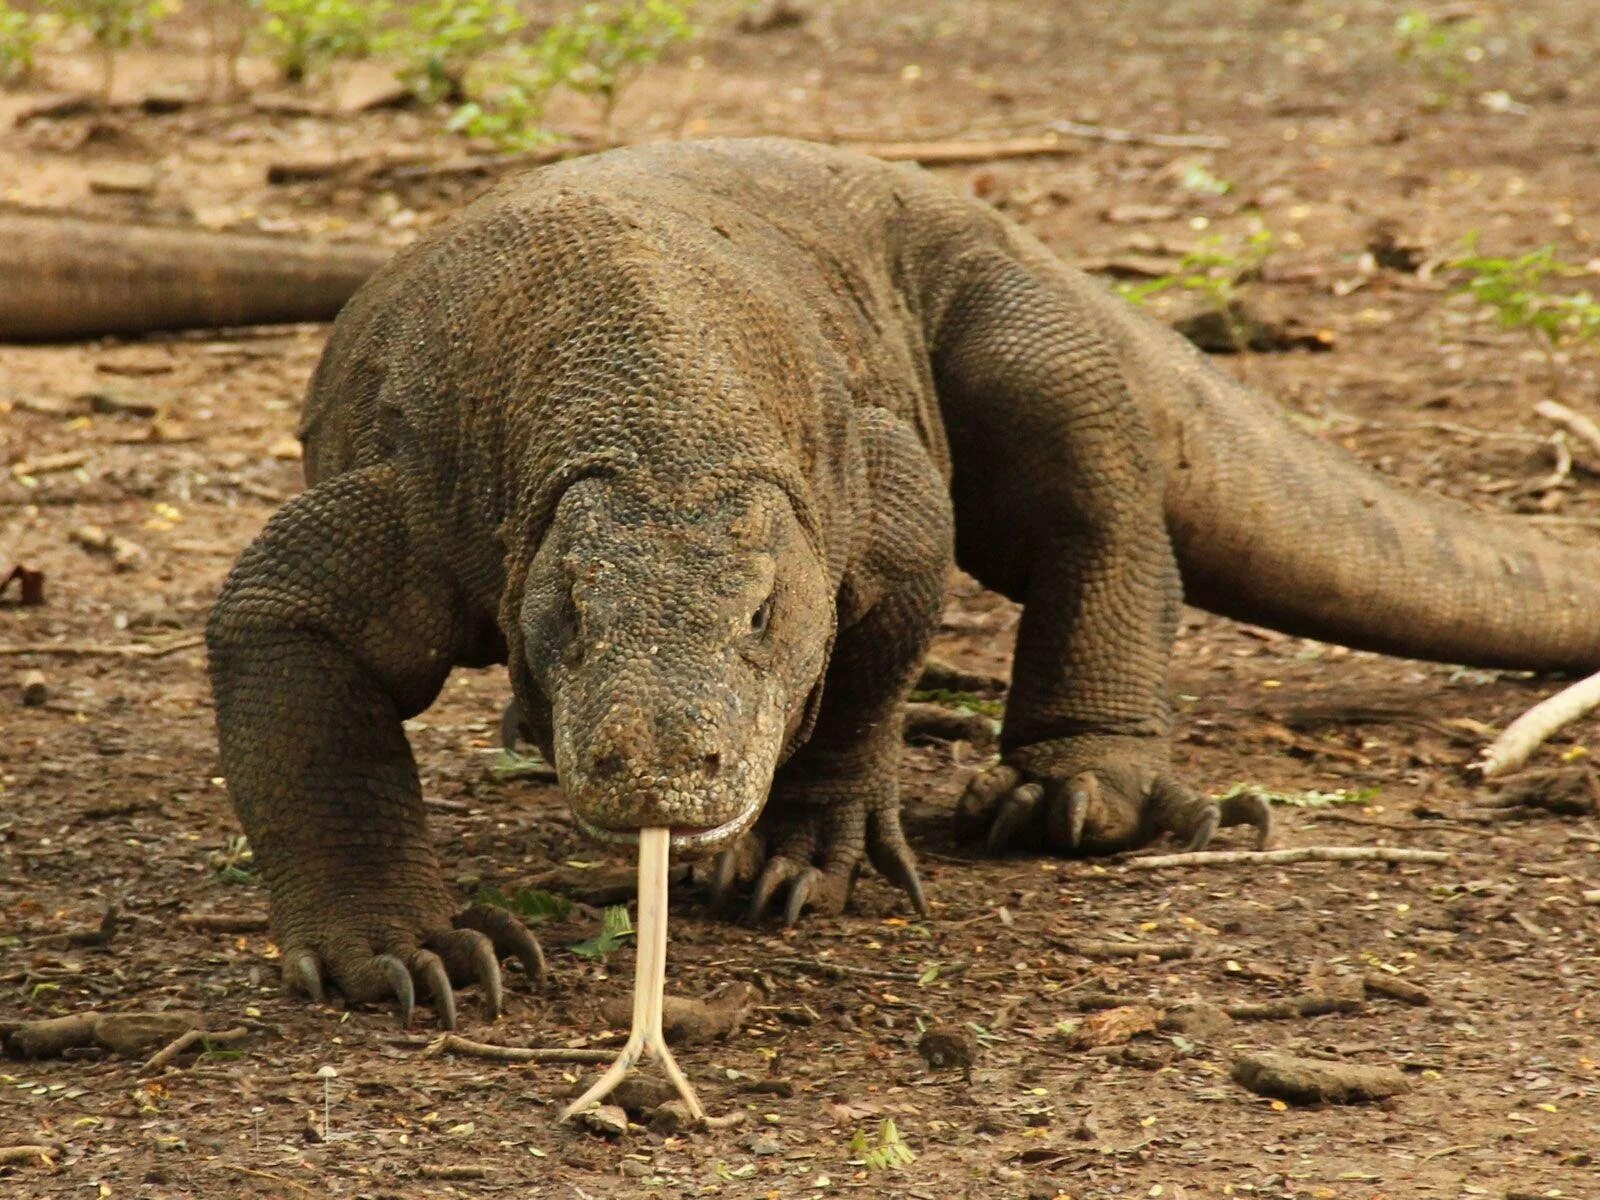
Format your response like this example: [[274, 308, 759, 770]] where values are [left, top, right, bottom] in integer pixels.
[[3, 2, 1599, 1198]]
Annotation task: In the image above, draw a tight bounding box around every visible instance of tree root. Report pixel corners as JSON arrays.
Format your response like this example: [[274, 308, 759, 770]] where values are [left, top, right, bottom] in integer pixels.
[[141, 1026, 249, 1074], [421, 1034, 612, 1065], [1475, 669, 1600, 778], [1125, 845, 1450, 870]]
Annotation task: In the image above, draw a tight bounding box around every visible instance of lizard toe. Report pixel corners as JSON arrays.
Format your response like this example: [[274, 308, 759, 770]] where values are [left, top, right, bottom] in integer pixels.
[[454, 902, 547, 984]]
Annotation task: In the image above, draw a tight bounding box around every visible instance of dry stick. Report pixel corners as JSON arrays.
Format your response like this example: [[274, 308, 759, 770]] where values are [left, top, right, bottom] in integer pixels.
[[841, 136, 1077, 165], [1047, 118, 1231, 150], [0, 635, 203, 659], [559, 827, 704, 1124], [1125, 845, 1450, 870], [1056, 938, 1194, 961], [1535, 399, 1600, 468], [422, 1033, 611, 1065], [1474, 668, 1600, 778], [141, 1025, 249, 1074], [178, 912, 270, 934], [0, 1146, 56, 1167]]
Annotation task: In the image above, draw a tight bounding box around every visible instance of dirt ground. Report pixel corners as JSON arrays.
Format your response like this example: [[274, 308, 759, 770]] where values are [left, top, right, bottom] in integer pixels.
[[3, 1, 1600, 1197]]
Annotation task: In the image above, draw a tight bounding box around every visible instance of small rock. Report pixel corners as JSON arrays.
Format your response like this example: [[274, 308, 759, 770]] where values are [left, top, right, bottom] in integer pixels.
[[1232, 1050, 1411, 1105], [648, 1099, 694, 1133], [337, 61, 411, 113], [1159, 999, 1234, 1040], [267, 436, 303, 461], [619, 1159, 651, 1178], [737, 0, 807, 33], [20, 670, 47, 707], [565, 1074, 674, 1118], [743, 1133, 783, 1156], [917, 1023, 978, 1072], [88, 166, 158, 197], [577, 1104, 629, 1137]]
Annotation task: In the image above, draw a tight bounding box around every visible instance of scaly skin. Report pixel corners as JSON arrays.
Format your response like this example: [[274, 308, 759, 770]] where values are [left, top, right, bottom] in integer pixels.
[[208, 138, 1600, 1025]]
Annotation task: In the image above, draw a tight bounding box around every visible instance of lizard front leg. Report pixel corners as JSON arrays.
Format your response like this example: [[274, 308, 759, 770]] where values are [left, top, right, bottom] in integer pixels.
[[933, 251, 1271, 855], [710, 409, 951, 923], [207, 464, 543, 1026]]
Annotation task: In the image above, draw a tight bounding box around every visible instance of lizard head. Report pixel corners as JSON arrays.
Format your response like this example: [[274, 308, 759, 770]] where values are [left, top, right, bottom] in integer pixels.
[[517, 476, 832, 855]]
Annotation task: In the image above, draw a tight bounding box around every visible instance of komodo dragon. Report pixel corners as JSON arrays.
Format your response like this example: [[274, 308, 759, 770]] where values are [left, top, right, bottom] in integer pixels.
[[207, 137, 1600, 1026]]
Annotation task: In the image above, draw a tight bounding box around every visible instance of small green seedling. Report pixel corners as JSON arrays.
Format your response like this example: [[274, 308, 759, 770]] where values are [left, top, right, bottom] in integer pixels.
[[849, 1119, 916, 1170], [57, 0, 170, 101], [475, 886, 573, 924], [907, 688, 1003, 718], [257, 0, 384, 83], [0, 2, 51, 86], [448, 0, 693, 148], [383, 0, 525, 103], [1118, 226, 1276, 353], [570, 903, 634, 958], [533, 0, 693, 132], [1394, 8, 1484, 96], [1452, 237, 1600, 394]]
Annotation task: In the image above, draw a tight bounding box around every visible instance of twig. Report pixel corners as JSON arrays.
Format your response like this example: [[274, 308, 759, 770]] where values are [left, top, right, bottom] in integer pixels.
[[1535, 399, 1600, 470], [178, 912, 270, 933], [1225, 994, 1364, 1020], [232, 1167, 316, 1196], [1363, 973, 1431, 1006], [141, 1025, 249, 1074], [841, 136, 1077, 165], [419, 1165, 491, 1180], [559, 828, 704, 1124], [421, 1033, 612, 1065], [1048, 119, 1231, 150], [766, 957, 920, 982], [0, 1146, 56, 1167], [1125, 845, 1451, 870], [0, 635, 203, 659], [1475, 668, 1600, 778], [1055, 938, 1195, 961]]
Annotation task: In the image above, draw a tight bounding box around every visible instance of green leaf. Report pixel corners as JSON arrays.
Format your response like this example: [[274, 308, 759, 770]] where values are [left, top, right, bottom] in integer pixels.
[[1215, 782, 1379, 808], [475, 887, 573, 924], [570, 904, 634, 958]]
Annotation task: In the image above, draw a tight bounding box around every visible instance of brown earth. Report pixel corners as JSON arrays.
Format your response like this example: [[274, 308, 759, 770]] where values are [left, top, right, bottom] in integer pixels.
[[2, 2, 1599, 1197]]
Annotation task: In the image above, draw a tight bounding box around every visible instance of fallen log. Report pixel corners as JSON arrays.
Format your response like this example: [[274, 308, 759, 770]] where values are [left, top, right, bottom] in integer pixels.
[[0, 212, 392, 342]]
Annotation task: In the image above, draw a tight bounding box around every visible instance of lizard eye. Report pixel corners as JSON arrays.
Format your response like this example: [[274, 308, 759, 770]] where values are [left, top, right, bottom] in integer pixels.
[[749, 596, 773, 638]]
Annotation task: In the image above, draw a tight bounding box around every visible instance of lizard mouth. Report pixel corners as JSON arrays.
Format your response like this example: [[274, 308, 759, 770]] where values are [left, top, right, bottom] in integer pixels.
[[574, 794, 764, 855]]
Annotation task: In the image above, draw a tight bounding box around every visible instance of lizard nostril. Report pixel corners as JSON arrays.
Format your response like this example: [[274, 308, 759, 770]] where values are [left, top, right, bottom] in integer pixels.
[[701, 751, 722, 778], [592, 752, 627, 780]]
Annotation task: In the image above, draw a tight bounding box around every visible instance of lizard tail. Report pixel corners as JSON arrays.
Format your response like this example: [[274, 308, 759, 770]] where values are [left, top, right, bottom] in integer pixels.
[[0, 213, 390, 342], [1150, 342, 1600, 673]]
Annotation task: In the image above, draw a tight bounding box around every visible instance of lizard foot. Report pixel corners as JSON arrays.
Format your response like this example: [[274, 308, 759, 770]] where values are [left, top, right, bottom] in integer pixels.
[[282, 903, 545, 1029], [705, 796, 928, 925], [957, 736, 1271, 856]]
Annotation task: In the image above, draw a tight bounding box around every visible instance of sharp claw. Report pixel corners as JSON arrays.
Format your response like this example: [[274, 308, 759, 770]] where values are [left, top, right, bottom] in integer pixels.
[[710, 848, 740, 907], [986, 783, 1043, 853], [783, 868, 821, 927], [1063, 772, 1098, 849], [500, 698, 526, 751], [375, 954, 415, 1027], [1184, 804, 1220, 851], [414, 950, 456, 1031], [456, 904, 547, 983], [286, 951, 324, 1003], [869, 837, 929, 919], [746, 859, 794, 924], [465, 930, 503, 1020]]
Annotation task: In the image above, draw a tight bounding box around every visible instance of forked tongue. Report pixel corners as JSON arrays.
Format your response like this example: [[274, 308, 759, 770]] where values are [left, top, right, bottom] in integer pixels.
[[558, 827, 705, 1124]]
